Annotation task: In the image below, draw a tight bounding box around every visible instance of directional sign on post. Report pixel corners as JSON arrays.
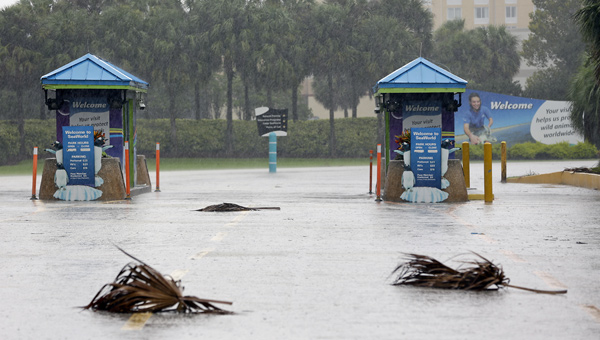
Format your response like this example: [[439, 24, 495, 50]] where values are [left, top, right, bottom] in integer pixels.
[[255, 107, 288, 137], [62, 126, 95, 187], [411, 127, 442, 189]]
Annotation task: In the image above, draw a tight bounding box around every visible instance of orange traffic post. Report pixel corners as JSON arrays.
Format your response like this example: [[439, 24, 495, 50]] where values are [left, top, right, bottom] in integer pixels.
[[484, 142, 493, 203], [125, 141, 131, 200], [376, 144, 382, 202], [462, 141, 470, 189], [155, 142, 161, 192], [501, 141, 507, 183], [369, 150, 373, 194], [31, 147, 38, 200]]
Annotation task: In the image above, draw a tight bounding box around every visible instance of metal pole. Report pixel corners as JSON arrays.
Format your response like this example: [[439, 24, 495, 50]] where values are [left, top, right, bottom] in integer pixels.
[[501, 141, 507, 183], [31, 147, 38, 200], [269, 132, 277, 173], [462, 141, 470, 189], [155, 142, 161, 192], [125, 141, 131, 200], [369, 150, 373, 194], [484, 142, 493, 203], [376, 144, 382, 202]]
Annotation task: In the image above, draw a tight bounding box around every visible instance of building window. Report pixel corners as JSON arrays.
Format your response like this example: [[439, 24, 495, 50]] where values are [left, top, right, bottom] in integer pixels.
[[505, 0, 516, 3], [505, 6, 517, 24], [474, 0, 489, 4], [475, 7, 489, 24], [447, 8, 462, 21], [447, 0, 461, 5]]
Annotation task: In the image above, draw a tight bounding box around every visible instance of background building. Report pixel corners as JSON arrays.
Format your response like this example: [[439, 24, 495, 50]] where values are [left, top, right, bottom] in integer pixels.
[[305, 0, 536, 119], [423, 0, 534, 31]]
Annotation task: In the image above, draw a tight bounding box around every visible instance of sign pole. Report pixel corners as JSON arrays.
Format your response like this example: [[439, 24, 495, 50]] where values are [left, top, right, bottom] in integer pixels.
[[269, 132, 277, 173], [155, 142, 161, 192], [376, 144, 382, 202], [31, 147, 38, 200], [369, 150, 373, 194], [125, 141, 131, 200]]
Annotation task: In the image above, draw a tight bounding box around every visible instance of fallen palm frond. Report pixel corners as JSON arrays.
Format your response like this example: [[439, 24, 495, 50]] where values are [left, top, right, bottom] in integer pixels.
[[83, 247, 233, 313], [391, 253, 567, 294], [196, 202, 280, 212]]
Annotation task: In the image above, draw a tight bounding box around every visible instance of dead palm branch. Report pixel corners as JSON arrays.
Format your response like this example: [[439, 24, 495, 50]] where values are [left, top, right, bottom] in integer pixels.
[[83, 247, 233, 313], [196, 202, 280, 212], [391, 253, 567, 295]]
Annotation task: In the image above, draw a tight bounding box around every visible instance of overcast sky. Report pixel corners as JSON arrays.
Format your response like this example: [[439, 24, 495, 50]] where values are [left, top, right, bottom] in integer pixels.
[[0, 0, 18, 10]]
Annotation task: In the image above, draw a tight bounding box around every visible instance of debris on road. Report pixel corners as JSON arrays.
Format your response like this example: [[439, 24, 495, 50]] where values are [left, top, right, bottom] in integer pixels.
[[196, 202, 280, 212], [391, 253, 567, 294], [83, 247, 233, 313]]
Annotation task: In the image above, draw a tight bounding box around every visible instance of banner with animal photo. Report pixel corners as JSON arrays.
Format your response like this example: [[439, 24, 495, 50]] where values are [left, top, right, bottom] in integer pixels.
[[455, 89, 583, 146]]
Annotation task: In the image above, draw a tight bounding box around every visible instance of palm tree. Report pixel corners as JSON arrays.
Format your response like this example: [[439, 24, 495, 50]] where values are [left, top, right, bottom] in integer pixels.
[[204, 0, 249, 155], [0, 2, 46, 154], [144, 0, 190, 154], [309, 2, 353, 156], [574, 0, 600, 85], [570, 0, 600, 165]]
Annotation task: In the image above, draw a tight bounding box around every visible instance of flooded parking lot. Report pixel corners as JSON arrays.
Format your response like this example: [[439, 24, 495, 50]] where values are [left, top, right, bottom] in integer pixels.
[[1, 160, 599, 339]]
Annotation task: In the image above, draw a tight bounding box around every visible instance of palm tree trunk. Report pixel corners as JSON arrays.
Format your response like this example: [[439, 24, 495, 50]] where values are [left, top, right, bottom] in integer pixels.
[[194, 81, 201, 120], [291, 80, 299, 122], [17, 86, 26, 156], [328, 74, 336, 157], [225, 61, 234, 156], [243, 82, 251, 121], [168, 86, 178, 156]]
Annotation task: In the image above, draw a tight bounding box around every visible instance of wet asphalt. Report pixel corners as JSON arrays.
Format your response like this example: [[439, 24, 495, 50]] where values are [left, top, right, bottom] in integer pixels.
[[0, 159, 599, 339]]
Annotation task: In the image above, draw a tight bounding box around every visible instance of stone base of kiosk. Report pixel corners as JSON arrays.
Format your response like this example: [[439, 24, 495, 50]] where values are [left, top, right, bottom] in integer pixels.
[[383, 159, 468, 202], [39, 155, 152, 201]]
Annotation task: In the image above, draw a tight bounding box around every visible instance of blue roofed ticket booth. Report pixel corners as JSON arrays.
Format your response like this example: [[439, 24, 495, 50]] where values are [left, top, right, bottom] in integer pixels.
[[372, 57, 469, 203], [39, 54, 151, 201]]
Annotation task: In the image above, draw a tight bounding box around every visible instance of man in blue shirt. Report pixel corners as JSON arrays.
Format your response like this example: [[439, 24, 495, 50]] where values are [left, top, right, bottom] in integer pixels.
[[463, 92, 494, 144]]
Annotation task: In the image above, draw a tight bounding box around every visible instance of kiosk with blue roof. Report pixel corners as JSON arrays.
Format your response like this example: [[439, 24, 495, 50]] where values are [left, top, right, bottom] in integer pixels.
[[372, 57, 468, 203], [38, 54, 151, 201]]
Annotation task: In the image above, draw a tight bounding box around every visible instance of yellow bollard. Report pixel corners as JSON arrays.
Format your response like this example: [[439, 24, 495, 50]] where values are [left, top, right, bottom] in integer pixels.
[[501, 141, 507, 183], [462, 141, 470, 188], [484, 142, 493, 202]]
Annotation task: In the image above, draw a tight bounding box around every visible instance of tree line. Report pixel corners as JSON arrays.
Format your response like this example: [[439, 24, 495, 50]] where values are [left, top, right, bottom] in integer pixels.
[[1, 0, 597, 158]]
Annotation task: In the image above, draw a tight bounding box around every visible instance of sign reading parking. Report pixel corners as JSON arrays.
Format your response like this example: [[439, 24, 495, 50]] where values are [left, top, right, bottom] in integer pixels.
[[411, 127, 441, 188], [62, 126, 95, 187]]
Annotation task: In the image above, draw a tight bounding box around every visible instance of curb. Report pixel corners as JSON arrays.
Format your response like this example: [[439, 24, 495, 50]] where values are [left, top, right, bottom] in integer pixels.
[[507, 171, 600, 190]]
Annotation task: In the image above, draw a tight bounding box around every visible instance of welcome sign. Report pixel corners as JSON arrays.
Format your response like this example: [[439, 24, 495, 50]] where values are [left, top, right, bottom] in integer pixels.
[[63, 126, 95, 187], [402, 101, 442, 130], [411, 128, 442, 189], [70, 97, 110, 145], [456, 90, 583, 146]]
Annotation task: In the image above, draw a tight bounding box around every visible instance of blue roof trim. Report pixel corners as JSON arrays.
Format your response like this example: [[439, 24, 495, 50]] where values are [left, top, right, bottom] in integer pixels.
[[373, 57, 467, 93], [41, 53, 148, 89]]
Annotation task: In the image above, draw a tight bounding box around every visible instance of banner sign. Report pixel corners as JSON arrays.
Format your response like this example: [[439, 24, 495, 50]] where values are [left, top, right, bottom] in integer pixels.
[[402, 100, 442, 130], [388, 97, 450, 163], [63, 126, 95, 187], [255, 107, 288, 137], [70, 97, 111, 145], [455, 89, 583, 146], [411, 128, 442, 188]]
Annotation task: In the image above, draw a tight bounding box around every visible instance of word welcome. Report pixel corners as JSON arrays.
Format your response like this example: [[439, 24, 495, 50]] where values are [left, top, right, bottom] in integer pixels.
[[72, 101, 107, 109], [490, 101, 533, 110]]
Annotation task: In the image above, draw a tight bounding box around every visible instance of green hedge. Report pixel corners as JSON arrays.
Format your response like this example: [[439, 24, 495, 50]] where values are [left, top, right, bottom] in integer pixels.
[[454, 141, 598, 160], [1, 118, 597, 166], [136, 118, 379, 158], [0, 120, 56, 165]]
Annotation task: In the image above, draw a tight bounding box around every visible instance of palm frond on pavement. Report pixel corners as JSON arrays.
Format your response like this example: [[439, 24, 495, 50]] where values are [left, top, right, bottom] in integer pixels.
[[391, 253, 567, 294], [83, 247, 233, 313]]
